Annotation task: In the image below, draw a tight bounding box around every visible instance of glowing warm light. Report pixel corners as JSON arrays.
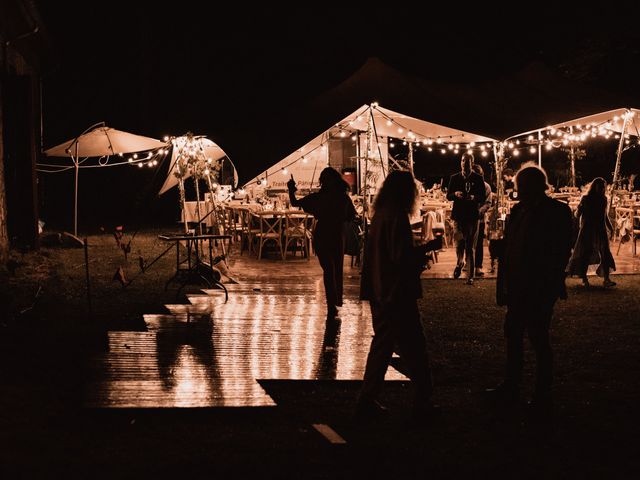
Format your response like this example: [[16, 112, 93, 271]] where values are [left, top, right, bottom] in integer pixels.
[[204, 168, 210, 175], [127, 158, 133, 163], [481, 151, 488, 157], [508, 142, 514, 149], [529, 146, 537, 154], [513, 149, 520, 156], [302, 156, 307, 163], [163, 136, 169, 142], [386, 119, 392, 126], [428, 147, 433, 152], [137, 163, 143, 168], [389, 142, 395, 148], [545, 143, 552, 151], [398, 128, 404, 134], [528, 135, 534, 141], [447, 144, 454, 150], [440, 148, 446, 154], [340, 131, 347, 137], [133, 153, 138, 159], [282, 168, 288, 175], [351, 135, 357, 141]]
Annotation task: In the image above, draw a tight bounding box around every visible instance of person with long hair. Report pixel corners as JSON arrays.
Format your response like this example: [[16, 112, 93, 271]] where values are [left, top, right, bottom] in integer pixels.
[[567, 177, 616, 287], [288, 167, 356, 319], [356, 170, 436, 423]]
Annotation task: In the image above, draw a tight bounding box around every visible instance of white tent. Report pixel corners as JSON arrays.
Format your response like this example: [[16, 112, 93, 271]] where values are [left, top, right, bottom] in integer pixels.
[[158, 135, 237, 195], [506, 107, 640, 188], [242, 104, 497, 194]]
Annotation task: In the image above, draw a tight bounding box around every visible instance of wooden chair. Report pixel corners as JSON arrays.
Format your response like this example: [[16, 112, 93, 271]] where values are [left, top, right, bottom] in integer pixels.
[[284, 213, 310, 259], [615, 207, 640, 256], [254, 213, 284, 260]]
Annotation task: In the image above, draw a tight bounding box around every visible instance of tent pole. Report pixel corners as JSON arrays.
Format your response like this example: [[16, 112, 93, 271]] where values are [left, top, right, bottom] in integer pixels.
[[610, 111, 631, 210], [611, 110, 629, 194], [537, 130, 542, 168], [74, 156, 79, 236], [408, 141, 414, 175]]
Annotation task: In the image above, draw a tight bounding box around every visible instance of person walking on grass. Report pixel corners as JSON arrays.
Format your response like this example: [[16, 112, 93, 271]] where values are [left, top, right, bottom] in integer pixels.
[[446, 152, 487, 285], [566, 177, 616, 288], [356, 170, 437, 424]]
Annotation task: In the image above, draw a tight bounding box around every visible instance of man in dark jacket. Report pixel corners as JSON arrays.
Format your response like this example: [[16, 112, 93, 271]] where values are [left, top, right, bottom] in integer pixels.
[[491, 163, 573, 415], [446, 152, 487, 284]]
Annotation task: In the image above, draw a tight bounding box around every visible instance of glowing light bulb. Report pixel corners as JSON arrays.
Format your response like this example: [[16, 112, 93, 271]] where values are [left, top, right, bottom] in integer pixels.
[[447, 144, 454, 150], [386, 119, 392, 126], [508, 142, 514, 149], [133, 153, 138, 159], [428, 147, 433, 152], [128, 158, 133, 163], [545, 143, 552, 151], [282, 168, 288, 175], [513, 149, 520, 157], [398, 128, 404, 134], [163, 136, 169, 142], [390, 143, 395, 148], [138, 163, 143, 168], [481, 151, 488, 157], [529, 146, 536, 154], [204, 168, 210, 175], [302, 156, 307, 163], [440, 148, 446, 154]]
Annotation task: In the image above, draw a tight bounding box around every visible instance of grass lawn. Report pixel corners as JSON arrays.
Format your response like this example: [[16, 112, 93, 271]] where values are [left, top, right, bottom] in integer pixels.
[[0, 231, 638, 478]]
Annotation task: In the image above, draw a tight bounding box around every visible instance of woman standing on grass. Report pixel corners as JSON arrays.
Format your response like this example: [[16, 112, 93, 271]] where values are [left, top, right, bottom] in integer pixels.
[[567, 177, 616, 288]]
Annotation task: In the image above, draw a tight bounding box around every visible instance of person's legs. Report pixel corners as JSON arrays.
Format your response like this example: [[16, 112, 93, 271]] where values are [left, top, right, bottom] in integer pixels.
[[526, 306, 554, 412], [504, 307, 526, 391], [464, 221, 479, 280], [475, 221, 485, 272], [358, 301, 395, 405], [333, 245, 344, 307], [454, 221, 465, 268], [393, 301, 433, 409], [317, 249, 338, 315]]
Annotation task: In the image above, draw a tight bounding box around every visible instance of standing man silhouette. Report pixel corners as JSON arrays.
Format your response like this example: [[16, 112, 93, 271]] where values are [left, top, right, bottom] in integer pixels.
[[447, 152, 487, 285], [490, 163, 573, 416]]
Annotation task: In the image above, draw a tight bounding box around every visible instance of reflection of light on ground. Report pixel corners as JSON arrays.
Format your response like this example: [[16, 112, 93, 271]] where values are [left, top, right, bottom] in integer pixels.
[[172, 345, 214, 407]]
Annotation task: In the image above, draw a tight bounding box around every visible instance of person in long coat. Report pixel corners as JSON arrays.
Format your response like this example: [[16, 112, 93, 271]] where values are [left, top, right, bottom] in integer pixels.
[[357, 170, 436, 423], [566, 177, 616, 288], [491, 163, 573, 415]]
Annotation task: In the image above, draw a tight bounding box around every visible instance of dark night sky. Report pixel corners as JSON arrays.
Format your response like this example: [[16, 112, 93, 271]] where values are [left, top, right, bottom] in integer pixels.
[[32, 2, 640, 229]]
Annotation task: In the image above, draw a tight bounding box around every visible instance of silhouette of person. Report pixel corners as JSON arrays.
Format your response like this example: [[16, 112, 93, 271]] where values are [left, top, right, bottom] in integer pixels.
[[566, 177, 616, 288], [357, 170, 436, 423], [502, 168, 515, 198], [288, 167, 356, 319], [446, 152, 487, 284], [491, 163, 573, 415], [472, 164, 493, 277]]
